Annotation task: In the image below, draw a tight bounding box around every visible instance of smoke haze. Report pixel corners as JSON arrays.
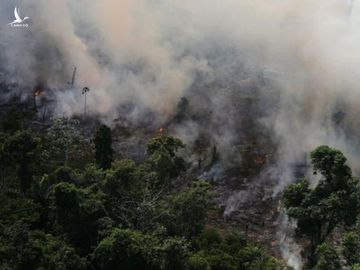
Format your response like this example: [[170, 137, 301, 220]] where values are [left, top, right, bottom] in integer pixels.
[[2, 1, 360, 267]]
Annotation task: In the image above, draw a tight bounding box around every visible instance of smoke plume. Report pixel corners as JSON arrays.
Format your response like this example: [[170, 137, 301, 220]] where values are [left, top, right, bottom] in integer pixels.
[[2, 0, 360, 267]]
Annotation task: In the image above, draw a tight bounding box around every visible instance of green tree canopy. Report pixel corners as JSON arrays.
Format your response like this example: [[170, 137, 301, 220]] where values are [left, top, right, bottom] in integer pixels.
[[2, 131, 39, 193], [94, 124, 113, 170], [41, 118, 93, 169], [283, 145, 360, 266], [343, 231, 360, 266], [50, 182, 106, 254], [94, 228, 162, 270], [165, 180, 212, 238], [313, 243, 341, 270], [146, 135, 186, 185], [0, 222, 87, 270]]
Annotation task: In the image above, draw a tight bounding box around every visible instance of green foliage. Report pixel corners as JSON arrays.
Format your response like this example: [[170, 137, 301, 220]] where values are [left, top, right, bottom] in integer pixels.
[[2, 131, 39, 164], [79, 163, 106, 187], [197, 227, 222, 250], [94, 228, 162, 270], [94, 226, 288, 270], [102, 159, 158, 230], [283, 145, 360, 265], [0, 124, 286, 270], [54, 182, 80, 213], [343, 230, 360, 265], [105, 159, 138, 193], [51, 182, 106, 253], [283, 179, 309, 207], [206, 248, 238, 270], [162, 237, 189, 270], [147, 135, 186, 185], [94, 124, 113, 170], [147, 135, 185, 157], [187, 252, 211, 270], [0, 222, 87, 270], [190, 230, 287, 270], [0, 107, 34, 134], [237, 245, 281, 270], [311, 145, 351, 181], [41, 118, 93, 169], [2, 131, 39, 193], [0, 193, 41, 226], [166, 180, 212, 238], [41, 166, 76, 189], [313, 243, 341, 270]]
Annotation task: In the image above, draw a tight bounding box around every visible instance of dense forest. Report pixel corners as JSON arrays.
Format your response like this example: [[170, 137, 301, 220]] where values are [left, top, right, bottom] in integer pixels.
[[0, 107, 291, 270], [2, 1, 360, 269], [3, 102, 360, 270], [2, 105, 360, 270]]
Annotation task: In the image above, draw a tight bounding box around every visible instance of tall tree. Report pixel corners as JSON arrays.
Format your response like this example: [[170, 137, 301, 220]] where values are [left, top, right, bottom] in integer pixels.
[[2, 131, 39, 193], [94, 124, 113, 170], [51, 182, 106, 254], [283, 145, 360, 266]]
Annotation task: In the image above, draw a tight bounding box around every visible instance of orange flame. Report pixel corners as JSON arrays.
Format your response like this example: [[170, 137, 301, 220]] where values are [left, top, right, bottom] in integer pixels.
[[254, 155, 267, 164], [34, 90, 45, 97]]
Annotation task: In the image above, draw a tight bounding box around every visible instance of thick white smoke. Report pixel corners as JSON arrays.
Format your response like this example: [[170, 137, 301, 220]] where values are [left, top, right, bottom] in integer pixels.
[[2, 1, 359, 121], [2, 0, 360, 267]]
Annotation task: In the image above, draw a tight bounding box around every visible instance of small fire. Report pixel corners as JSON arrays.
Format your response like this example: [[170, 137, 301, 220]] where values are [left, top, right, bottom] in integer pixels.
[[254, 155, 267, 164], [34, 90, 45, 97], [158, 127, 165, 133]]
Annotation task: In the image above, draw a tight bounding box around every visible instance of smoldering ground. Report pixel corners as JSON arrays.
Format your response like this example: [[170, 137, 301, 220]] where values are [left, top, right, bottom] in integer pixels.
[[1, 0, 360, 268]]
